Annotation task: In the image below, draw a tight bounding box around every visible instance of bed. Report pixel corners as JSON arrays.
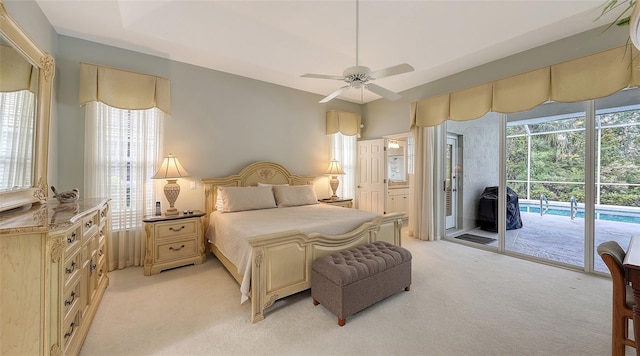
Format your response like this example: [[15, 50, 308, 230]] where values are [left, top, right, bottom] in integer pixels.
[[202, 161, 405, 323]]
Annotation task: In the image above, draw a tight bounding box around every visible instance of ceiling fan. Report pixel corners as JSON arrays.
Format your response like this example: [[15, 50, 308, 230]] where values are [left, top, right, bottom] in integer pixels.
[[301, 0, 414, 103]]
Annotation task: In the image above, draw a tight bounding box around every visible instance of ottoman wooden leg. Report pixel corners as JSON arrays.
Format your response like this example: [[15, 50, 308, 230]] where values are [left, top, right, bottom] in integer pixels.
[[405, 285, 411, 291], [312, 298, 319, 306], [338, 318, 346, 327]]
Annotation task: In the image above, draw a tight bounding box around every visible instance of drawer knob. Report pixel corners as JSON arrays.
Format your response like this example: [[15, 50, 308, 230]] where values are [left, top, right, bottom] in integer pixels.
[[64, 322, 75, 339], [169, 244, 186, 251], [65, 261, 76, 274], [67, 232, 77, 244], [169, 226, 185, 232], [85, 220, 93, 228], [65, 291, 76, 306]]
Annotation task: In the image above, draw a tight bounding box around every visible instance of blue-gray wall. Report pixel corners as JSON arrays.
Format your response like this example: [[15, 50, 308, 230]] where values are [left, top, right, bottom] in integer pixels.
[[3, 0, 631, 211]]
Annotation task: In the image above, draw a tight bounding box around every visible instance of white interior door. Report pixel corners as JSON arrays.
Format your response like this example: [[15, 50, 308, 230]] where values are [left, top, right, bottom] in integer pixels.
[[445, 135, 458, 229], [357, 139, 385, 214]]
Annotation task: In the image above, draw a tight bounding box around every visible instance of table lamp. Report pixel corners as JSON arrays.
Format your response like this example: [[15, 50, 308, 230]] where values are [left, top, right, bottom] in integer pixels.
[[325, 159, 345, 200], [152, 153, 190, 215]]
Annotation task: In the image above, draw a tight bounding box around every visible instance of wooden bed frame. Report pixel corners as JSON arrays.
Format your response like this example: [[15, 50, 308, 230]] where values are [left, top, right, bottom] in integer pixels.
[[202, 161, 405, 323]]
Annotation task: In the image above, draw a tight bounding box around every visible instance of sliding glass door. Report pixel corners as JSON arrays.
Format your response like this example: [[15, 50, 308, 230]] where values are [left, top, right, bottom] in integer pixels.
[[505, 102, 586, 267], [593, 88, 640, 273]]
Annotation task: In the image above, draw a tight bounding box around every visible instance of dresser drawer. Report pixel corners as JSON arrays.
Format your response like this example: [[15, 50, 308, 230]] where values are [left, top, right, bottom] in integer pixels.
[[96, 257, 107, 285], [64, 226, 81, 255], [155, 220, 197, 240], [155, 238, 198, 263], [63, 252, 82, 287], [63, 279, 81, 320], [82, 211, 99, 240], [98, 205, 109, 227], [63, 306, 81, 353], [82, 234, 98, 262]]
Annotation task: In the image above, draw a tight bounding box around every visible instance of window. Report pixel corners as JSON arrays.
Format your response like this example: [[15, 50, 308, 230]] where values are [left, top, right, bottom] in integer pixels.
[[84, 102, 163, 231], [330, 133, 356, 199]]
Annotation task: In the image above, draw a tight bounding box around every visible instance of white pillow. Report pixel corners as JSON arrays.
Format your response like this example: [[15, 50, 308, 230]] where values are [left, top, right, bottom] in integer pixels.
[[272, 185, 319, 207], [257, 182, 289, 187], [218, 186, 277, 213]]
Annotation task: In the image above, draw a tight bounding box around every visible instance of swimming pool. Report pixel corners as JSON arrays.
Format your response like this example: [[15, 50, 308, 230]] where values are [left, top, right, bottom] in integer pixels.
[[519, 201, 640, 225]]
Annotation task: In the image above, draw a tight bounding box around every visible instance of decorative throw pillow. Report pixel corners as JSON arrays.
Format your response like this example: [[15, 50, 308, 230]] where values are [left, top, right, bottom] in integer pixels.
[[218, 186, 277, 213], [216, 188, 224, 211], [272, 185, 319, 207]]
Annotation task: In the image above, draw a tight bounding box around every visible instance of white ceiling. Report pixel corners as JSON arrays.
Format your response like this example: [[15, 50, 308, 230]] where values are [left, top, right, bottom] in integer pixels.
[[34, 0, 620, 103]]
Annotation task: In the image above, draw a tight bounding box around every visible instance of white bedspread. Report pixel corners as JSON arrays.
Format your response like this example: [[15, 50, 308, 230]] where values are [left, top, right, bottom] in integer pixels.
[[206, 204, 380, 303]]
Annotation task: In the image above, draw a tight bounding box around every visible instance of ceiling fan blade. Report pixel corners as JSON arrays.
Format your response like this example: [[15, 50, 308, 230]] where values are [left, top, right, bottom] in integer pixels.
[[369, 63, 414, 80], [319, 86, 351, 103], [366, 83, 402, 101], [301, 73, 345, 80]]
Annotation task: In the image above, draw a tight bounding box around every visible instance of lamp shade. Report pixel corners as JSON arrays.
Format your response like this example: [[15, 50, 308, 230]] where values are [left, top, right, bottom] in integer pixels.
[[325, 160, 345, 175], [152, 154, 190, 179]]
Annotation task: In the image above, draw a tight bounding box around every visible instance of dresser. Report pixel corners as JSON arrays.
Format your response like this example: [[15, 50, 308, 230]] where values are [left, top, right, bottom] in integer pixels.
[[0, 198, 110, 356], [143, 211, 206, 276]]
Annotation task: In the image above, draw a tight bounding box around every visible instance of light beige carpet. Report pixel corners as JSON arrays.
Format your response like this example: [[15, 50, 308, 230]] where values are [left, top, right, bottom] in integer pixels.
[[80, 237, 632, 356]]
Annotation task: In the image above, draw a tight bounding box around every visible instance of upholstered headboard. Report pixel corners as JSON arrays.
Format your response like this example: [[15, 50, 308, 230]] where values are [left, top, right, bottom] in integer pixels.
[[201, 161, 315, 217]]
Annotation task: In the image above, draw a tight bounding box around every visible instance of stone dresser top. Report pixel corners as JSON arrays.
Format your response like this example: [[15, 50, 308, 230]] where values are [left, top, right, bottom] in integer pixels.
[[0, 198, 110, 235]]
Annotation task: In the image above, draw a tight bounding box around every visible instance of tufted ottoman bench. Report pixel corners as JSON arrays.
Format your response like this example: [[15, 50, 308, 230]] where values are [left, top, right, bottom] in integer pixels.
[[311, 241, 412, 326]]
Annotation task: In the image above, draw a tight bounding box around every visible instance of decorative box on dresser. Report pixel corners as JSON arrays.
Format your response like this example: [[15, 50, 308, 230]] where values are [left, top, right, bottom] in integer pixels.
[[0, 198, 110, 356], [143, 210, 206, 276]]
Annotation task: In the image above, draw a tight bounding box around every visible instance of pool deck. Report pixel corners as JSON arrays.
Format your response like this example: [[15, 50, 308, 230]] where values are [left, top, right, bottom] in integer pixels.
[[448, 211, 639, 273]]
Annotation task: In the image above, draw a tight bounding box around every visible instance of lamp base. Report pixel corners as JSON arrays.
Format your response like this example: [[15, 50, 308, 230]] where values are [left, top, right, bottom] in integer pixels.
[[163, 179, 181, 216], [165, 207, 179, 216], [329, 175, 340, 201]]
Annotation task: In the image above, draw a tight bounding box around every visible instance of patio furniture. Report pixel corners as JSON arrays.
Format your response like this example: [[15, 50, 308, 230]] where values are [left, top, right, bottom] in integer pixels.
[[597, 241, 636, 356]]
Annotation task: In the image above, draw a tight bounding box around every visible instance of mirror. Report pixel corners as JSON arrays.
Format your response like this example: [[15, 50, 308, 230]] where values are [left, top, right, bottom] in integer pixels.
[[0, 2, 55, 212], [387, 139, 407, 184]]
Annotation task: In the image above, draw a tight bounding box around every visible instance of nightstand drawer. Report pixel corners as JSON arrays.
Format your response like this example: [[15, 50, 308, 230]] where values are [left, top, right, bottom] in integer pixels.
[[155, 220, 197, 240], [155, 238, 198, 262]]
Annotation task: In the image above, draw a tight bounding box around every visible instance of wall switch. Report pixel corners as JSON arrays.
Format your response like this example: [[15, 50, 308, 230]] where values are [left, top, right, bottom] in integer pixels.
[[190, 181, 196, 190]]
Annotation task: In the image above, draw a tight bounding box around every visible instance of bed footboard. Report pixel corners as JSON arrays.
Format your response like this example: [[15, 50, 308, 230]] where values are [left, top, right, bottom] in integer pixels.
[[248, 212, 405, 323]]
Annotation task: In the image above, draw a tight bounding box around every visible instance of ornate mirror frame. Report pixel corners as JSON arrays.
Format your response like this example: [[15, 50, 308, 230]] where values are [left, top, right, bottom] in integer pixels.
[[0, 1, 54, 212]]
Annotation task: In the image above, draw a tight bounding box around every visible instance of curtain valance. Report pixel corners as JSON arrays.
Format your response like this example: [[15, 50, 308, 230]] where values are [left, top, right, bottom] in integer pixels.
[[326, 110, 361, 136], [79, 63, 171, 114], [412, 45, 640, 127], [0, 44, 37, 93]]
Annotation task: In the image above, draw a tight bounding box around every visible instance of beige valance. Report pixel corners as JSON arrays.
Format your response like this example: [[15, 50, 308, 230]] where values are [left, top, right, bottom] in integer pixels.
[[326, 110, 361, 136], [79, 63, 171, 114], [0, 44, 37, 93], [412, 45, 640, 127]]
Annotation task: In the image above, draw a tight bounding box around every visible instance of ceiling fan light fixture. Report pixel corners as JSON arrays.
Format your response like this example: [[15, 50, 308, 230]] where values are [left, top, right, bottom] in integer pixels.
[[300, 0, 414, 103]]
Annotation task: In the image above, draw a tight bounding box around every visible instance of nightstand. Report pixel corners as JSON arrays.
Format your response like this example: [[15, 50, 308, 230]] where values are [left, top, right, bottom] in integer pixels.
[[318, 198, 353, 208], [143, 210, 206, 276]]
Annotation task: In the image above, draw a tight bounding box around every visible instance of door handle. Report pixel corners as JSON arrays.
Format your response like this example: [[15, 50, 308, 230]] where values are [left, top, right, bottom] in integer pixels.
[[357, 185, 362, 188]]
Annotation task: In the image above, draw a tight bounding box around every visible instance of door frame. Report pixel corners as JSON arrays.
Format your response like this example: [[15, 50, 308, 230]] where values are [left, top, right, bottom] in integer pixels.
[[445, 134, 460, 229]]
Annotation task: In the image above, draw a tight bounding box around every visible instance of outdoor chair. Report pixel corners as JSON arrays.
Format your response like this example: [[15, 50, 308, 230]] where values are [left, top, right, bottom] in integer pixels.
[[598, 241, 636, 356]]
